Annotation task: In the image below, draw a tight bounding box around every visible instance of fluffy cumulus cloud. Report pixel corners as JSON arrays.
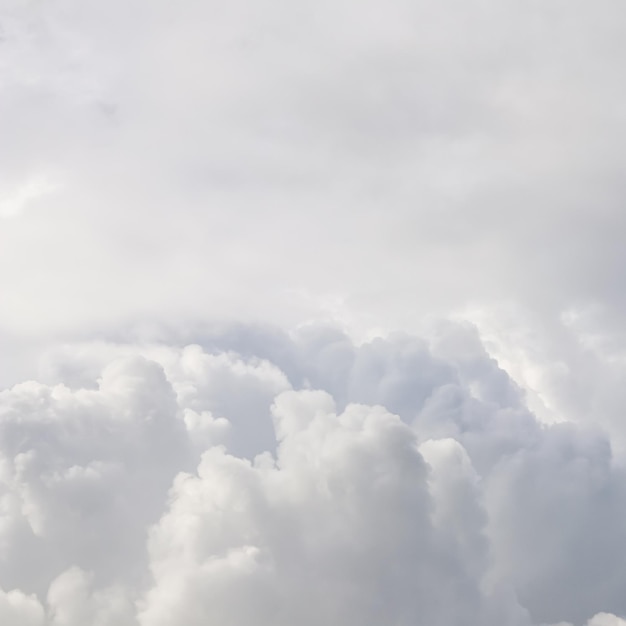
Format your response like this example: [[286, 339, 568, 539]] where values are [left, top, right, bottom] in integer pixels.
[[0, 329, 623, 625], [3, 0, 626, 624]]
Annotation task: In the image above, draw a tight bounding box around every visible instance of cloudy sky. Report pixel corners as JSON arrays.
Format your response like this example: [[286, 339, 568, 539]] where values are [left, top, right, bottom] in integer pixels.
[[2, 0, 626, 624]]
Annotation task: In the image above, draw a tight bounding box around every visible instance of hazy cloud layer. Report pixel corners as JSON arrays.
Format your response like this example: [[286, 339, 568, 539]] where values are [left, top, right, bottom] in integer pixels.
[[2, 0, 626, 340]]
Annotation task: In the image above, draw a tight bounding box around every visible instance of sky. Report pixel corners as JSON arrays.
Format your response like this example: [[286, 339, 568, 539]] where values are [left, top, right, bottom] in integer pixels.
[[2, 0, 626, 624]]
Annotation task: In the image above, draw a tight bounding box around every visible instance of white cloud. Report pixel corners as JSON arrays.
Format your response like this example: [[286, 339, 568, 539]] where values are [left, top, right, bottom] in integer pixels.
[[0, 330, 623, 624], [47, 568, 135, 626], [3, 0, 626, 624], [0, 586, 44, 626], [140, 391, 498, 626]]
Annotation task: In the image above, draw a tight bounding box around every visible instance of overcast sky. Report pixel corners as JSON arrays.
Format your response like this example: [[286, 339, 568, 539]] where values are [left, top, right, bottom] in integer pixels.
[[2, 1, 626, 625]]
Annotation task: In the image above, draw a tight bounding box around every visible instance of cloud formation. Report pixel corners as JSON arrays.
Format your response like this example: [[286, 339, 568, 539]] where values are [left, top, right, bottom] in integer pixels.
[[3, 0, 626, 624], [0, 328, 624, 625]]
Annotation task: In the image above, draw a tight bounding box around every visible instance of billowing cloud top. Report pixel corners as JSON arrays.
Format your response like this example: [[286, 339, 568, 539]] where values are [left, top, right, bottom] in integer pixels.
[[2, 0, 626, 624], [0, 328, 625, 625]]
